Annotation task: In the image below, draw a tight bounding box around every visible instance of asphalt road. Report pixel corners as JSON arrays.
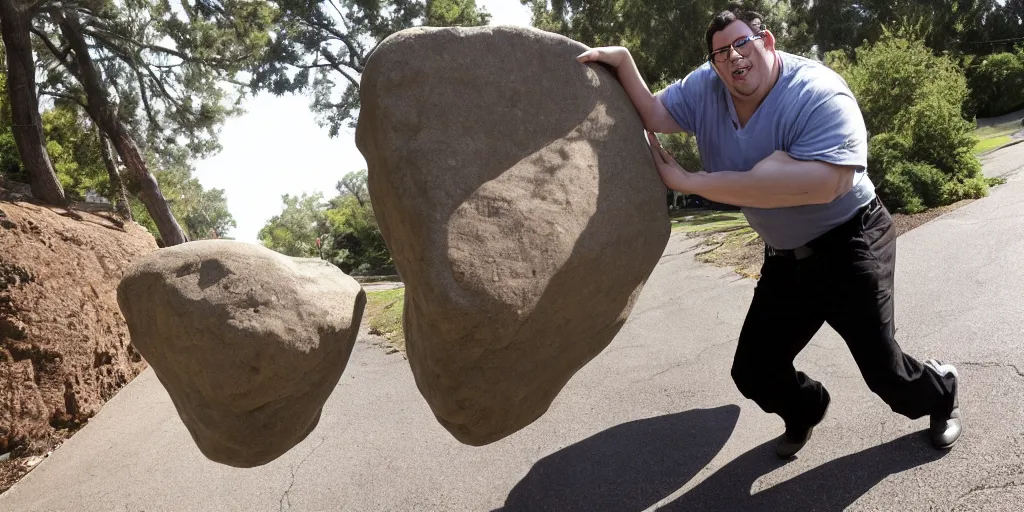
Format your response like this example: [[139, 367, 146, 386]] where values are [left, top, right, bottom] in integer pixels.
[[3, 145, 1024, 511]]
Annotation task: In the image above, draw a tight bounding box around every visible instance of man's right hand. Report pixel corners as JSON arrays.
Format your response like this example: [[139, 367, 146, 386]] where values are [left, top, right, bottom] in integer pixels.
[[576, 46, 630, 69]]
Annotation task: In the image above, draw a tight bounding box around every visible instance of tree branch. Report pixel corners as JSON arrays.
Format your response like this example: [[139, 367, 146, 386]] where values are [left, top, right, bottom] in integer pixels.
[[319, 48, 360, 87], [133, 67, 161, 131], [296, 15, 364, 72], [40, 89, 88, 110], [85, 26, 190, 61], [30, 26, 72, 65]]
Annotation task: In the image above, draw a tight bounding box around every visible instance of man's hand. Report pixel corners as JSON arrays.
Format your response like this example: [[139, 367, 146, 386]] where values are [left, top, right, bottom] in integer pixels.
[[647, 132, 699, 192], [576, 46, 630, 69]]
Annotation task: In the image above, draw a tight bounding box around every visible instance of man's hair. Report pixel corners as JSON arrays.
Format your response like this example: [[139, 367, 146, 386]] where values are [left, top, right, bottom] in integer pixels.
[[705, 8, 764, 56]]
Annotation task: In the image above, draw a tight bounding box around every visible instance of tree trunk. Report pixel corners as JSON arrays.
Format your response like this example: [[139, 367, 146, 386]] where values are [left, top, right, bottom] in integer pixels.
[[0, 0, 67, 205], [97, 128, 132, 221], [57, 11, 186, 246]]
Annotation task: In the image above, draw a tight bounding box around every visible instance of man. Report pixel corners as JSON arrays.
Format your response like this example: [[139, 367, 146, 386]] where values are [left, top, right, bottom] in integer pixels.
[[577, 8, 961, 458]]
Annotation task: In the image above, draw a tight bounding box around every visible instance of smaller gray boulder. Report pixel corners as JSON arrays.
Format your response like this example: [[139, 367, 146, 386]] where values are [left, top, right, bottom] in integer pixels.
[[117, 240, 365, 467]]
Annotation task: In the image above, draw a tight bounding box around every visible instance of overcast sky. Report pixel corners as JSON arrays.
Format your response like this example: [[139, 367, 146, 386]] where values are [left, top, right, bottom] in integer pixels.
[[193, 0, 533, 243]]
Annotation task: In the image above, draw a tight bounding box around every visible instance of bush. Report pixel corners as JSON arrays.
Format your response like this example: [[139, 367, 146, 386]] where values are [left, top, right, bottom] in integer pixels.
[[903, 97, 982, 180], [826, 33, 969, 136], [880, 162, 946, 214], [942, 176, 990, 204], [966, 52, 1024, 118], [866, 132, 911, 185], [829, 32, 988, 211]]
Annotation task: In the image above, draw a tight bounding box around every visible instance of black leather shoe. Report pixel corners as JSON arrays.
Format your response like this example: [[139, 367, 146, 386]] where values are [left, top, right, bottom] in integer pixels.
[[776, 393, 830, 459], [924, 359, 961, 449]]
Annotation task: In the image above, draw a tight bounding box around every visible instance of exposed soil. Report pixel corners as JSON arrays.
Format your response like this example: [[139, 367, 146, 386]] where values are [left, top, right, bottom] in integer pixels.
[[691, 199, 978, 280], [0, 189, 157, 493]]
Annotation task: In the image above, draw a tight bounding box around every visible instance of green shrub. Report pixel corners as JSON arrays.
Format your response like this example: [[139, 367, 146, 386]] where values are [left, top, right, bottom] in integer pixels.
[[880, 162, 946, 213], [966, 52, 1024, 118], [942, 176, 990, 203], [867, 132, 911, 184], [831, 32, 988, 211]]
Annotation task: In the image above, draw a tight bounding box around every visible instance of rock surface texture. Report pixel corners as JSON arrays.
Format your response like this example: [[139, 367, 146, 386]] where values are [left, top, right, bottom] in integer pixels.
[[356, 26, 670, 445], [117, 240, 365, 467]]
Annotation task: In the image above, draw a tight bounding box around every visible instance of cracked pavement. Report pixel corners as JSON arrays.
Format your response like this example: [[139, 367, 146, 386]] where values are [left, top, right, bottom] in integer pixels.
[[3, 144, 1024, 511]]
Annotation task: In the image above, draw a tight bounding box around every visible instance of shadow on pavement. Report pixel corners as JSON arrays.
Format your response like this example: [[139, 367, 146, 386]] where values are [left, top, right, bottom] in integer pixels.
[[662, 431, 946, 511], [496, 405, 741, 512]]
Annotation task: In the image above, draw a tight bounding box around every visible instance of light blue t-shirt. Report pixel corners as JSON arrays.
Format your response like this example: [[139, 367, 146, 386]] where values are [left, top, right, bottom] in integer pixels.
[[659, 51, 876, 250]]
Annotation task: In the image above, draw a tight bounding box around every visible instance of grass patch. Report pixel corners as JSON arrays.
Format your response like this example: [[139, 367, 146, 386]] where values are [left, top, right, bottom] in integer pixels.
[[974, 120, 1022, 140], [671, 210, 748, 234], [365, 288, 405, 353], [974, 134, 1013, 154], [672, 210, 764, 278]]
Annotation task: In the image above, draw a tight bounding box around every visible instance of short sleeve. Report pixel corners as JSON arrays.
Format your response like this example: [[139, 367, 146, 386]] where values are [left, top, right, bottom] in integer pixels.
[[788, 93, 868, 171], [656, 67, 712, 135]]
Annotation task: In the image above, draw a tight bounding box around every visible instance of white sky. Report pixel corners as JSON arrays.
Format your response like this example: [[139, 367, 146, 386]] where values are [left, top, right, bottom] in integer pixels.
[[193, 0, 534, 242]]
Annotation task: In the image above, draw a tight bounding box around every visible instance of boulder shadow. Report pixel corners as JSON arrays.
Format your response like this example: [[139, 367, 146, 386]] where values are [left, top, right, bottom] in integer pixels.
[[496, 405, 741, 512], [662, 431, 947, 511]]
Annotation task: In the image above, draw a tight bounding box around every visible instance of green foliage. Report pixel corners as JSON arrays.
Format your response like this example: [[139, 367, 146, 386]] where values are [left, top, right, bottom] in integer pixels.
[[258, 170, 394, 275], [879, 162, 946, 213], [128, 148, 236, 241], [522, 0, 799, 88], [40, 107, 106, 201], [425, 0, 491, 26], [658, 132, 703, 172], [257, 192, 328, 258], [33, 1, 275, 159], [252, 0, 488, 137], [828, 33, 987, 212], [795, 0, 991, 58], [966, 51, 1024, 118]]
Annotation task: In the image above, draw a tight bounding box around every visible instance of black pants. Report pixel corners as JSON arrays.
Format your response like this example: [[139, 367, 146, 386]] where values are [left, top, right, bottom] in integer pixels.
[[731, 197, 957, 431]]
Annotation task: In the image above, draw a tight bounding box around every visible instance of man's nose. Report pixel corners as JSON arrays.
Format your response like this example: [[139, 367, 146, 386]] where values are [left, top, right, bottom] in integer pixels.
[[728, 47, 743, 62]]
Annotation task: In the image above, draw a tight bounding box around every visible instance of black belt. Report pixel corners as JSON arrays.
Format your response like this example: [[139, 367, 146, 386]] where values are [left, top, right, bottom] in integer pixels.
[[765, 197, 883, 261]]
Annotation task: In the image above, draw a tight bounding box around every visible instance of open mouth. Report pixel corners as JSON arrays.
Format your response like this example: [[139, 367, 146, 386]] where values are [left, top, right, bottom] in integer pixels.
[[732, 66, 752, 78]]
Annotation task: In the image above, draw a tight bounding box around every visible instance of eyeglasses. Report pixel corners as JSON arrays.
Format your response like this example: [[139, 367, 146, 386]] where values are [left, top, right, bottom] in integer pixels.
[[708, 33, 765, 64]]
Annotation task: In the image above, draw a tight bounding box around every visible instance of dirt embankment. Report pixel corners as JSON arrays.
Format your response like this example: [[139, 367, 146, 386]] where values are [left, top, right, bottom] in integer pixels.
[[1, 192, 157, 492]]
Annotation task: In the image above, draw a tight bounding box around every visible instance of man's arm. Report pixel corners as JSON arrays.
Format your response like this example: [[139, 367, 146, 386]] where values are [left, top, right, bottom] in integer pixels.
[[648, 135, 855, 209], [577, 46, 683, 134], [679, 151, 855, 208]]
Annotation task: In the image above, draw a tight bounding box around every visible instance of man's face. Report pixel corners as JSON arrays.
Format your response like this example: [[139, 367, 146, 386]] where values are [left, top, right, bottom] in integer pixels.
[[709, 20, 776, 100]]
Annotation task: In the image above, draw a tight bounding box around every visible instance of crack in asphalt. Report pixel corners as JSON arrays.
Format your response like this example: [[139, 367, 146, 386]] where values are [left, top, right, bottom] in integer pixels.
[[957, 361, 1024, 378], [279, 437, 328, 512], [633, 338, 738, 384], [955, 480, 1024, 503]]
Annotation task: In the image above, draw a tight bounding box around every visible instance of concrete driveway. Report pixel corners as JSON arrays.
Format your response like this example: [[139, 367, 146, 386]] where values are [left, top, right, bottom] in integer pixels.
[[3, 145, 1024, 511]]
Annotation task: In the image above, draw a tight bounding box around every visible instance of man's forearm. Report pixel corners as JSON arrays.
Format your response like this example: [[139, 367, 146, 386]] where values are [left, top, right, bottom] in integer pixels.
[[612, 53, 663, 130], [672, 156, 854, 209]]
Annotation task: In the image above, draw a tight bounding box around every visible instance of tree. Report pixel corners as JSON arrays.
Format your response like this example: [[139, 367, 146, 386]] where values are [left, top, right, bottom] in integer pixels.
[[97, 128, 132, 220], [258, 171, 394, 275], [322, 170, 392, 274], [0, 2, 66, 205], [250, 0, 489, 137], [28, 1, 274, 246], [791, 0, 991, 58], [965, 51, 1024, 118], [336, 168, 368, 206], [425, 0, 491, 26], [258, 192, 328, 258]]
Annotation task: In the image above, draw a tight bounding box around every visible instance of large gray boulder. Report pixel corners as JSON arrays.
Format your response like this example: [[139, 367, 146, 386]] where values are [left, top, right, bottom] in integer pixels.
[[356, 26, 670, 445], [116, 240, 365, 467]]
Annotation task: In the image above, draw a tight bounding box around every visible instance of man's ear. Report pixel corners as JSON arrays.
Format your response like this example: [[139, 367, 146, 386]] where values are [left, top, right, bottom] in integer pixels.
[[763, 29, 777, 52]]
